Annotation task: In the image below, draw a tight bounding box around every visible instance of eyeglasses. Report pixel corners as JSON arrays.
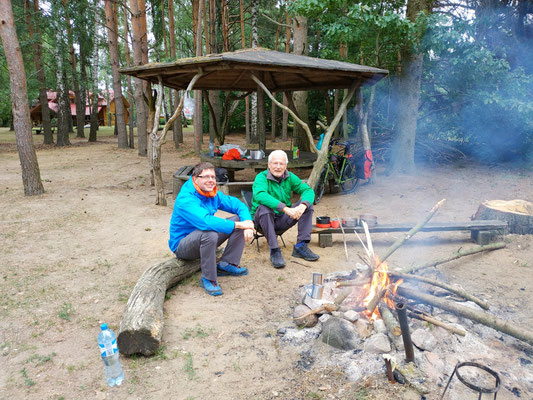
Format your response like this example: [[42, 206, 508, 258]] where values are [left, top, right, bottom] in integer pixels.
[[197, 175, 217, 181]]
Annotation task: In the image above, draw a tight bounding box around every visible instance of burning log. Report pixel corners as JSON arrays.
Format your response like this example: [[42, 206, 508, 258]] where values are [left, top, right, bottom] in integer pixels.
[[378, 303, 401, 336], [407, 309, 466, 336], [400, 242, 506, 275], [389, 271, 490, 310], [397, 286, 533, 347], [366, 285, 387, 314], [378, 199, 446, 264]]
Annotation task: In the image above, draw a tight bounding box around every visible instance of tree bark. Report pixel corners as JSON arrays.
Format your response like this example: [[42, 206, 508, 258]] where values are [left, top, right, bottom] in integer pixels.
[[292, 15, 309, 151], [123, 3, 135, 148], [193, 0, 204, 154], [389, 0, 432, 174], [130, 0, 148, 156], [25, 0, 53, 144], [104, 0, 128, 148], [118, 257, 204, 356], [89, 5, 99, 143], [167, 0, 182, 147], [0, 0, 45, 196]]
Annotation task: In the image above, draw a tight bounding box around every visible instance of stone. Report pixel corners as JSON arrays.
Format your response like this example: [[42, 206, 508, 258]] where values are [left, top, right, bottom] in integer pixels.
[[373, 319, 386, 334], [364, 333, 392, 354], [303, 293, 327, 311], [343, 310, 359, 322], [355, 319, 372, 338], [321, 317, 360, 350], [411, 328, 437, 351], [293, 304, 318, 328], [319, 314, 331, 324]]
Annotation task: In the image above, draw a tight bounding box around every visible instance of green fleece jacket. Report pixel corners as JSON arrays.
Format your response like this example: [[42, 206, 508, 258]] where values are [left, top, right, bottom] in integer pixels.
[[251, 170, 315, 217]]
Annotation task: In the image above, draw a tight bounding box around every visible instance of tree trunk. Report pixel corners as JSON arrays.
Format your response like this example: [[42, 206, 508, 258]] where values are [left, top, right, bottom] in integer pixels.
[[249, 0, 259, 145], [89, 8, 99, 143], [117, 257, 204, 355], [25, 0, 53, 144], [193, 0, 204, 154], [1, 0, 45, 195], [474, 200, 533, 234], [389, 0, 432, 174], [389, 51, 423, 173], [292, 16, 310, 151], [104, 0, 128, 148], [130, 0, 148, 156], [123, 3, 135, 148]]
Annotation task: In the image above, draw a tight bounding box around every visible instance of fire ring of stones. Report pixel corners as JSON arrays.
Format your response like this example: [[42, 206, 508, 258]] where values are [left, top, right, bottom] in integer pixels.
[[276, 265, 533, 397]]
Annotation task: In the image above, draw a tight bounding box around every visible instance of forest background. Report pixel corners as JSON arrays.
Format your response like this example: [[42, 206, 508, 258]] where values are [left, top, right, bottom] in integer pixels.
[[1, 0, 532, 198]]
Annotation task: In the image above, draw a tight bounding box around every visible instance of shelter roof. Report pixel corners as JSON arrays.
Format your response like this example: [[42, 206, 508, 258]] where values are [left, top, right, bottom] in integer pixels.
[[119, 48, 388, 92]]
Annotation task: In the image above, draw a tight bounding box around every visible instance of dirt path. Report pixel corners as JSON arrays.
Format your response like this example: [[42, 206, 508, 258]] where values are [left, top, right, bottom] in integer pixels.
[[1, 133, 532, 399]]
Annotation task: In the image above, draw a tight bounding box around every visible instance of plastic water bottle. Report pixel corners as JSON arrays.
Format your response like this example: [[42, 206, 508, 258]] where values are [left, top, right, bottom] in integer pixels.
[[98, 324, 124, 387], [209, 139, 215, 157]]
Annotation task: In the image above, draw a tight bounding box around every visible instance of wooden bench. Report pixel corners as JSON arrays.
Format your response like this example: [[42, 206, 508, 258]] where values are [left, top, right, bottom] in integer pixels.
[[312, 220, 508, 247]]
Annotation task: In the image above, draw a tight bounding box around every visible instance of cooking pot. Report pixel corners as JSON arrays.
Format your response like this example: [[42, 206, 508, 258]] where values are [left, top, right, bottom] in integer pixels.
[[249, 150, 265, 160], [316, 216, 331, 228], [342, 217, 357, 227]]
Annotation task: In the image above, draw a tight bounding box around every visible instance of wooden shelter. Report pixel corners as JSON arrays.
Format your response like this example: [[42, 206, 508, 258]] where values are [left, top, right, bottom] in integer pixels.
[[120, 47, 387, 92]]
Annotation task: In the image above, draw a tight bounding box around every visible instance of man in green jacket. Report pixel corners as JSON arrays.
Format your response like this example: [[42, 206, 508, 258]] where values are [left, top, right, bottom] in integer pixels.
[[251, 150, 319, 268]]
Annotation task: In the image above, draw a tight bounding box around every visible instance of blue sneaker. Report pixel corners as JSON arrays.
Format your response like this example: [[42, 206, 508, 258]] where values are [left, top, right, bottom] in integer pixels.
[[217, 262, 248, 276], [199, 278, 223, 296]]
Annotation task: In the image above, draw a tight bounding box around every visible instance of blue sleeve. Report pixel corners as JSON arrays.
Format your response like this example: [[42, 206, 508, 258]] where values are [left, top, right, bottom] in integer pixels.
[[177, 195, 236, 234]]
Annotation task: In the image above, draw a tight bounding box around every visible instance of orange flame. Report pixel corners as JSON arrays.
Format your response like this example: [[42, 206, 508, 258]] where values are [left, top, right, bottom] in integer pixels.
[[361, 259, 404, 319]]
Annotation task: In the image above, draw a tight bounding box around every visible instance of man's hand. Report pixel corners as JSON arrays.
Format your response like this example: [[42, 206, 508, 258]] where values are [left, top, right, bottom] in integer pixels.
[[235, 220, 255, 230], [243, 228, 255, 243], [283, 203, 307, 220]]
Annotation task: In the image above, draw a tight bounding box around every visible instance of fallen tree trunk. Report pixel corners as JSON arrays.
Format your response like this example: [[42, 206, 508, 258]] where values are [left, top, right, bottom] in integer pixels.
[[118, 257, 204, 356], [400, 242, 506, 274], [397, 286, 533, 347]]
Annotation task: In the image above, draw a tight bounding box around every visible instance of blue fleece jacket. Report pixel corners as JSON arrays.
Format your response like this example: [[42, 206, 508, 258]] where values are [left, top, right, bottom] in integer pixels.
[[168, 177, 252, 252]]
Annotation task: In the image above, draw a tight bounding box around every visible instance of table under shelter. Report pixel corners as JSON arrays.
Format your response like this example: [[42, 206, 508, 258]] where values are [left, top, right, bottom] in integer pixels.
[[120, 48, 388, 201]]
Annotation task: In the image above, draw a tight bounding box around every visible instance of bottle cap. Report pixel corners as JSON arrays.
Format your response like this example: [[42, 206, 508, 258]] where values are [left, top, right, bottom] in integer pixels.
[[100, 323, 108, 330]]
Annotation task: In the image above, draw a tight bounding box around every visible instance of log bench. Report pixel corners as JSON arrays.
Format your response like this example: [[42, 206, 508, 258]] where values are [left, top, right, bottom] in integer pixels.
[[312, 220, 508, 247], [117, 250, 220, 356]]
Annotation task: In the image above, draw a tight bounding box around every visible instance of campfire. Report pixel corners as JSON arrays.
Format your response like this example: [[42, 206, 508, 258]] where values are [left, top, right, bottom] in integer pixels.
[[282, 201, 533, 398]]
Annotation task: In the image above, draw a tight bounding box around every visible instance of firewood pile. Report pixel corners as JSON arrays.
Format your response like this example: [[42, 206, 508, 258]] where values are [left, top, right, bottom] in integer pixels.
[[280, 199, 533, 397]]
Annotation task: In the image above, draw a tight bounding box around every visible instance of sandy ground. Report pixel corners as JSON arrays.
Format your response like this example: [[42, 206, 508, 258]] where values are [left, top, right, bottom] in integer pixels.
[[0, 130, 532, 400]]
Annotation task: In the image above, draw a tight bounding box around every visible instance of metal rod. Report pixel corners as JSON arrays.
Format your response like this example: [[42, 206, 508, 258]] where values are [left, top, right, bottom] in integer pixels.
[[384, 358, 395, 383], [396, 302, 415, 362]]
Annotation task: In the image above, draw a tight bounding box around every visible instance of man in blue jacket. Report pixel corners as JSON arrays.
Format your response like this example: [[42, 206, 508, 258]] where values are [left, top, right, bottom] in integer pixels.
[[169, 162, 255, 296]]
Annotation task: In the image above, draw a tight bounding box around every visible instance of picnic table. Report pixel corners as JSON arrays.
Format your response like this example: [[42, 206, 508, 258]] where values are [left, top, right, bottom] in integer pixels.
[[199, 149, 316, 181]]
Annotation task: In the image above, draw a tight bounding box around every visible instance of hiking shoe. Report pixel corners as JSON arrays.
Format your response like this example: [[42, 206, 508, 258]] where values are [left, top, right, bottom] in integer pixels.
[[217, 262, 248, 276], [199, 278, 223, 296], [292, 243, 319, 261], [270, 248, 286, 268]]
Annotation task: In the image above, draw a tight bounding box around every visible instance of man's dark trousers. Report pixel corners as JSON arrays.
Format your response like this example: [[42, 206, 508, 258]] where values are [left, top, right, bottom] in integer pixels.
[[253, 200, 313, 249], [174, 216, 244, 282]]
